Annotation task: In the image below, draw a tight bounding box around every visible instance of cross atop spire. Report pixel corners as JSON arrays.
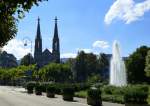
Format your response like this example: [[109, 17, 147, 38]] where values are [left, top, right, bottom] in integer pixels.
[[54, 16, 58, 23], [38, 16, 40, 22]]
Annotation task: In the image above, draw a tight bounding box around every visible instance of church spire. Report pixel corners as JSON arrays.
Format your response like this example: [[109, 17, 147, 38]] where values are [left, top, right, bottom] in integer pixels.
[[52, 16, 60, 63], [54, 16, 58, 39], [36, 17, 41, 39], [34, 17, 42, 65]]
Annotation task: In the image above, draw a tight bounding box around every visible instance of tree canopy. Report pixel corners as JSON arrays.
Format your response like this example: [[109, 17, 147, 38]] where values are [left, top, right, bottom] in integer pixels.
[[20, 53, 35, 66], [126, 46, 150, 84], [0, 0, 47, 47], [145, 50, 150, 78]]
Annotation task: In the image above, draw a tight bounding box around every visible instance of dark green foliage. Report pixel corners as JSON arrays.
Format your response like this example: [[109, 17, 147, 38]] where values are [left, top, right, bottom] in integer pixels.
[[101, 85, 149, 104], [74, 51, 106, 82], [46, 84, 56, 98], [20, 53, 35, 66], [62, 85, 75, 101], [87, 88, 101, 99], [126, 46, 150, 84], [0, 0, 47, 47], [26, 81, 36, 94], [38, 63, 72, 82], [87, 88, 102, 106], [102, 85, 126, 95], [0, 51, 18, 68], [145, 50, 150, 77], [46, 85, 56, 93], [35, 83, 42, 95], [124, 85, 149, 104], [98, 53, 109, 68], [73, 83, 90, 92], [102, 95, 124, 104], [101, 85, 126, 104], [87, 74, 101, 84], [0, 65, 35, 86]]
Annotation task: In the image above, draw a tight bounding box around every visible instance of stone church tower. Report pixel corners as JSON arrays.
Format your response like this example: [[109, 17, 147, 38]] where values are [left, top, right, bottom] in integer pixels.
[[52, 17, 60, 63], [34, 17, 42, 64], [34, 17, 60, 67]]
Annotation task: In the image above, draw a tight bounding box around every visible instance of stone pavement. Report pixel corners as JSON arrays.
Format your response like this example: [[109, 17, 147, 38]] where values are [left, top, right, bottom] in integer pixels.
[[0, 86, 124, 106]]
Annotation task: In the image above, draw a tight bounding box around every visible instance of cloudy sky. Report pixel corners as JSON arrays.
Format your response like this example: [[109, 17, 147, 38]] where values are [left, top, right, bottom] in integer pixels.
[[2, 0, 150, 59]]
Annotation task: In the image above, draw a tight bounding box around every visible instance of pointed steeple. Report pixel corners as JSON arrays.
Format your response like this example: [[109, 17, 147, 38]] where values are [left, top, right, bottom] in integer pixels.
[[34, 17, 42, 65], [36, 17, 41, 39], [52, 16, 60, 63], [54, 16, 59, 39]]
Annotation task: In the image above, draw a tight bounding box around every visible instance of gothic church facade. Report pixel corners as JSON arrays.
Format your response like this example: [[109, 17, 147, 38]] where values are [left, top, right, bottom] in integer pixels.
[[34, 17, 60, 67]]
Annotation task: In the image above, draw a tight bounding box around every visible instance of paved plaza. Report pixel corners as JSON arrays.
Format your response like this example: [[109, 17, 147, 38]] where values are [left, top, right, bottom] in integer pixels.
[[0, 86, 124, 106]]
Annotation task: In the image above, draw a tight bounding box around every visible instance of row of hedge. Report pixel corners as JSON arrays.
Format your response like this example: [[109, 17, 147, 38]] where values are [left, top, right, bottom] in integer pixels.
[[101, 85, 149, 104], [26, 82, 102, 106], [26, 82, 150, 105], [75, 84, 150, 105], [26, 82, 90, 94]]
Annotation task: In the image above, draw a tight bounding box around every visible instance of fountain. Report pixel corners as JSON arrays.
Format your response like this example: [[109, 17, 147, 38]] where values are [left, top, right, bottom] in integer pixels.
[[110, 40, 127, 86]]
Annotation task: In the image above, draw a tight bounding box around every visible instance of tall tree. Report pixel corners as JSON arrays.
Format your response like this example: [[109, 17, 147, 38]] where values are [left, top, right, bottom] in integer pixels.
[[0, 51, 18, 68], [145, 50, 150, 78], [20, 53, 35, 66], [126, 46, 150, 84], [0, 0, 47, 47], [98, 53, 110, 80], [74, 51, 100, 82]]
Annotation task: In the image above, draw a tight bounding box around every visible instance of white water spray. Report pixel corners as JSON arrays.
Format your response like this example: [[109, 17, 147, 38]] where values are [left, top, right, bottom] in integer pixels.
[[110, 40, 127, 86]]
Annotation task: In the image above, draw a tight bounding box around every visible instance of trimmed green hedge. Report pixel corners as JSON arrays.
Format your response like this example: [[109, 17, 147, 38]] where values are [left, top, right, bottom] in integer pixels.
[[124, 85, 149, 104], [35, 83, 43, 95], [26, 81, 36, 94], [62, 85, 75, 101], [87, 87, 102, 106]]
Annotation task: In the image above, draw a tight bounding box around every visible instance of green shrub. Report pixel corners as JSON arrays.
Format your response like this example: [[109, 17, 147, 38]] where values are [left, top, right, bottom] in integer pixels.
[[62, 85, 75, 101], [26, 81, 36, 94], [102, 85, 126, 95], [75, 90, 87, 98], [87, 87, 101, 99], [102, 95, 124, 104], [87, 87, 102, 106], [124, 85, 149, 104], [73, 83, 90, 92], [35, 83, 42, 95], [40, 82, 49, 92], [46, 84, 56, 98]]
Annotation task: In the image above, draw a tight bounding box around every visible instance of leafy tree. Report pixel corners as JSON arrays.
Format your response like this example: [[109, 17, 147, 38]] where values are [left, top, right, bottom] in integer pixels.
[[74, 51, 100, 82], [97, 53, 110, 80], [85, 53, 98, 76], [145, 50, 150, 77], [126, 46, 150, 84], [20, 53, 35, 66], [98, 53, 109, 68], [0, 0, 47, 47], [38, 63, 72, 82], [87, 74, 101, 84], [0, 65, 35, 85], [0, 51, 18, 68], [74, 51, 87, 82]]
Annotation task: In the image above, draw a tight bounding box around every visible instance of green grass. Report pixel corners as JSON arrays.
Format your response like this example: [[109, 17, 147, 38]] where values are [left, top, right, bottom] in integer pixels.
[[75, 90, 87, 98]]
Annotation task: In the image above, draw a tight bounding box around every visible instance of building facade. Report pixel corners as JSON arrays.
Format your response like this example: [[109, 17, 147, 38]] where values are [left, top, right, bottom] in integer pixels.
[[34, 17, 60, 67]]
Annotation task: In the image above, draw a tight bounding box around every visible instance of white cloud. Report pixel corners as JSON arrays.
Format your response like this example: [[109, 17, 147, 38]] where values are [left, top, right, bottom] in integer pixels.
[[61, 53, 77, 58], [93, 40, 109, 49], [2, 39, 31, 59], [104, 0, 150, 24], [76, 48, 92, 53]]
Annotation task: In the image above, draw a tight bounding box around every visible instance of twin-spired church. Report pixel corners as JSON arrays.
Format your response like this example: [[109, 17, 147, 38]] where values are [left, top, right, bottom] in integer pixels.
[[34, 17, 60, 67]]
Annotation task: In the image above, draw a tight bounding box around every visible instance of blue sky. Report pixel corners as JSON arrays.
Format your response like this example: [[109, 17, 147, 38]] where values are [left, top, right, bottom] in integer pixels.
[[3, 0, 150, 59]]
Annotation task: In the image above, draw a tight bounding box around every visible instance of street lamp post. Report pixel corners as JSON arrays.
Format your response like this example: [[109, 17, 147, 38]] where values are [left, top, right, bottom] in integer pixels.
[[23, 37, 32, 65]]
